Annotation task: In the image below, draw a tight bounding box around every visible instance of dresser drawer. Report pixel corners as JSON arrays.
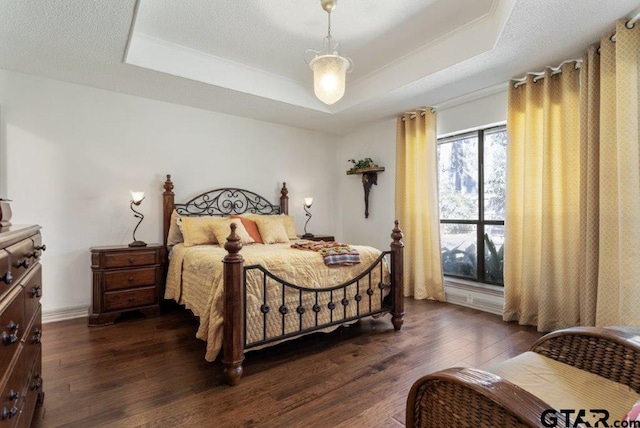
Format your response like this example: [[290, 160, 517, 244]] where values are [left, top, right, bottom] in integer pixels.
[[20, 265, 41, 328], [5, 240, 34, 286], [22, 350, 42, 428], [23, 308, 41, 375], [103, 250, 158, 269], [0, 288, 24, 375], [104, 267, 157, 291], [0, 349, 25, 427], [0, 251, 10, 301], [104, 287, 156, 311]]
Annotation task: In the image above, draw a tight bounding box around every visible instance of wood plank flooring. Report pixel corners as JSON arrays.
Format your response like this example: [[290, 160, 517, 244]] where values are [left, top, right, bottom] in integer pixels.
[[32, 299, 542, 427]]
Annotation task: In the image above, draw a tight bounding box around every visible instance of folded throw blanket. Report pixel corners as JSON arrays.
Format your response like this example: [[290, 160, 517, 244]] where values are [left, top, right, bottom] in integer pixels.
[[291, 241, 361, 267]]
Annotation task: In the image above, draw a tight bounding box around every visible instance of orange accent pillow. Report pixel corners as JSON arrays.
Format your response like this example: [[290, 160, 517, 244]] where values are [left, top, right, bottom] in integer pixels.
[[231, 214, 263, 244]]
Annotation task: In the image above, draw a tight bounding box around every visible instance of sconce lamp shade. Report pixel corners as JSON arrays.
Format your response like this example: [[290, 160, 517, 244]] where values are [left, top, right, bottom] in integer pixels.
[[304, 197, 314, 207], [310, 55, 350, 105], [130, 191, 145, 204]]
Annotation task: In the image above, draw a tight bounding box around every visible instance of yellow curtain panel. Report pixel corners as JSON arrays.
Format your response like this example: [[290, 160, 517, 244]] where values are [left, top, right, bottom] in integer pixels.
[[395, 109, 445, 301], [504, 20, 640, 330]]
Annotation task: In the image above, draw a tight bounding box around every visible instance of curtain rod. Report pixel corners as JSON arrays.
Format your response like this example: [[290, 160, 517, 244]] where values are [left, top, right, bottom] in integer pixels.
[[400, 109, 437, 121], [513, 13, 640, 88], [512, 59, 582, 88]]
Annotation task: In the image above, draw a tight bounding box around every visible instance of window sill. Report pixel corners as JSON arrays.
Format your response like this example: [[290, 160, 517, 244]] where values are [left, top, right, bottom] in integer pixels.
[[444, 276, 504, 315]]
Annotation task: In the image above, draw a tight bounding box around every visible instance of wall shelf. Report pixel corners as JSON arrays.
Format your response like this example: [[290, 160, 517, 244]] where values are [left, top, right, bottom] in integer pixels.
[[346, 167, 385, 218]]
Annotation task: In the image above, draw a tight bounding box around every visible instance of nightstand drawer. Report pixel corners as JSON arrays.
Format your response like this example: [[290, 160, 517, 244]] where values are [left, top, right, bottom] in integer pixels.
[[104, 267, 157, 291], [103, 250, 158, 269], [105, 287, 156, 311]]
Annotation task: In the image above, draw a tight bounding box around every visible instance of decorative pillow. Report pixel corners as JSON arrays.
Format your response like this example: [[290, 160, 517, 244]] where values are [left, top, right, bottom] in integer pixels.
[[180, 216, 227, 247], [231, 214, 263, 244], [167, 210, 183, 247], [280, 215, 298, 240], [625, 399, 640, 422], [210, 218, 254, 246], [252, 215, 290, 244]]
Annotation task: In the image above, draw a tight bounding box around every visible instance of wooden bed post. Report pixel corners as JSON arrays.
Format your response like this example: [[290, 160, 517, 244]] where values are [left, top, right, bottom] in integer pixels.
[[162, 174, 175, 248], [280, 182, 289, 215], [390, 220, 405, 330], [222, 223, 245, 386]]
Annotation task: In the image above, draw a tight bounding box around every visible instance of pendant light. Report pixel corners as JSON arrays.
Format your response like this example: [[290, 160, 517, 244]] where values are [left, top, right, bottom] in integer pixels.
[[305, 0, 353, 105]]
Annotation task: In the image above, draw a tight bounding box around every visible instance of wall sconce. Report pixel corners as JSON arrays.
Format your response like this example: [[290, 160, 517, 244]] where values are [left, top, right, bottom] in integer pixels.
[[302, 197, 314, 238], [129, 191, 147, 247]]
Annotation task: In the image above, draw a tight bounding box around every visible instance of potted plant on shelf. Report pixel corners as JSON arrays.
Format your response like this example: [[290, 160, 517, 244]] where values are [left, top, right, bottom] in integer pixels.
[[347, 158, 379, 173]]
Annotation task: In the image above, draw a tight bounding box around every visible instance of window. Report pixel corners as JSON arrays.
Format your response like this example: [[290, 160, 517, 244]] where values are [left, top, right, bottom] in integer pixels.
[[437, 125, 507, 286]]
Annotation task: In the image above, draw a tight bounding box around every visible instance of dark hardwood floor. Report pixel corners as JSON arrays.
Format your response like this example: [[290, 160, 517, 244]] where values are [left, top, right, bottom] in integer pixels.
[[33, 299, 542, 428]]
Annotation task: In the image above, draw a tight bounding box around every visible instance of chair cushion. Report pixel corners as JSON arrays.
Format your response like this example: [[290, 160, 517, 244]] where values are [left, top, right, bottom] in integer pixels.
[[486, 351, 640, 425]]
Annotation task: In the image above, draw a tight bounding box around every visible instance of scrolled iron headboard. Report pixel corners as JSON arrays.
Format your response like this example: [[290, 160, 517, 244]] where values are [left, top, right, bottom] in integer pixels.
[[176, 188, 282, 217], [162, 174, 289, 247]]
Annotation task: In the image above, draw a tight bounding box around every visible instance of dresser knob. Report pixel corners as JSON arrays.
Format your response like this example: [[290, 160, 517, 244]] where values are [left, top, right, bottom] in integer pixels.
[[8, 390, 18, 401], [27, 251, 38, 259], [7, 321, 18, 332], [128, 276, 134, 283], [32, 328, 42, 344], [15, 259, 29, 268], [128, 296, 135, 302], [31, 285, 42, 298], [1, 331, 18, 346], [31, 380, 41, 391], [35, 244, 46, 251], [128, 257, 135, 264], [1, 406, 18, 420], [1, 271, 12, 284]]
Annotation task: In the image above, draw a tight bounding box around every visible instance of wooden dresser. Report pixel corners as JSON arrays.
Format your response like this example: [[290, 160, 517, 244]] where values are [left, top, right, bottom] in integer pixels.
[[0, 225, 44, 427], [89, 244, 163, 326]]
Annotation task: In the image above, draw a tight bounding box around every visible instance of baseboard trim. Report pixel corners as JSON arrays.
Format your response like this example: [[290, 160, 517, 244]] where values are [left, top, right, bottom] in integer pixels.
[[43, 305, 89, 324], [444, 279, 504, 316]]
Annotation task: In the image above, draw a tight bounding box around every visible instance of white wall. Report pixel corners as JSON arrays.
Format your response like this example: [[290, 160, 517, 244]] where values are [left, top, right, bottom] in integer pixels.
[[338, 91, 507, 248], [0, 70, 339, 316]]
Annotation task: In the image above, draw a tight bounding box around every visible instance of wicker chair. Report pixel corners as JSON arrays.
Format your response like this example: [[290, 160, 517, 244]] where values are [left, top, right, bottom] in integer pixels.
[[406, 327, 640, 428]]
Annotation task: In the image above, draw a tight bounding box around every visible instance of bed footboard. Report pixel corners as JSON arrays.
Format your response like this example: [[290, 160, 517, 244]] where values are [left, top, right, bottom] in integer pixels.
[[222, 221, 405, 386]]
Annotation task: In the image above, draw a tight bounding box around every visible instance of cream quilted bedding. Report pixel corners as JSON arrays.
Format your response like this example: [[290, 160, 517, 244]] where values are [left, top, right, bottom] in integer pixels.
[[165, 241, 390, 361]]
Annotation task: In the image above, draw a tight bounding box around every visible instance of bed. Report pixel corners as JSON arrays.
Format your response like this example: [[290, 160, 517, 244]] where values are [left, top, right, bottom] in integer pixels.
[[161, 174, 405, 385]]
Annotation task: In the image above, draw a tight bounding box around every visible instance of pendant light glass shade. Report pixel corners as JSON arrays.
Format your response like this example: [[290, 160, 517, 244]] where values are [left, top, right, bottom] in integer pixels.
[[310, 55, 350, 105], [305, 0, 352, 105]]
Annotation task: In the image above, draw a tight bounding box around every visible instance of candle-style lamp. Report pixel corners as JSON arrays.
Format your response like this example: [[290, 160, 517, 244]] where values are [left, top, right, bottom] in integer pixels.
[[302, 197, 314, 238], [129, 191, 147, 247]]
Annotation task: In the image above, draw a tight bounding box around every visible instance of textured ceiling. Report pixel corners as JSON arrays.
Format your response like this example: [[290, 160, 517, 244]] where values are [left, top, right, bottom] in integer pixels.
[[1, 0, 639, 134]]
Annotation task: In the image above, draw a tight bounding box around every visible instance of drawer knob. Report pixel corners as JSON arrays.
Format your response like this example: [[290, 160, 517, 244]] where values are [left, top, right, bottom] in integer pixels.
[[1, 331, 18, 346], [7, 320, 18, 332], [129, 257, 135, 263], [128, 276, 135, 283], [15, 259, 29, 269], [32, 285, 42, 298], [8, 390, 18, 401], [1, 271, 12, 284], [1, 406, 18, 420], [27, 251, 38, 259], [35, 244, 47, 251], [33, 328, 42, 344], [128, 296, 135, 302], [31, 380, 42, 391]]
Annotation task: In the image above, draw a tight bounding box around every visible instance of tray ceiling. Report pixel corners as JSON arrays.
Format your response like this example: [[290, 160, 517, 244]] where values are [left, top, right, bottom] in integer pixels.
[[1, 0, 639, 134]]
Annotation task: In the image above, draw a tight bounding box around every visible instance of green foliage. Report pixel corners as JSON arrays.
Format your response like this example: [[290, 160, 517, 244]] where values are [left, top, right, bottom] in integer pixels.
[[484, 233, 504, 283], [348, 157, 376, 171]]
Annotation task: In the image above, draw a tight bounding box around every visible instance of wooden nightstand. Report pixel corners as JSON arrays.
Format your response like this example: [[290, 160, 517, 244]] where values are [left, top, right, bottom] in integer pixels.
[[89, 244, 164, 326], [298, 234, 335, 242]]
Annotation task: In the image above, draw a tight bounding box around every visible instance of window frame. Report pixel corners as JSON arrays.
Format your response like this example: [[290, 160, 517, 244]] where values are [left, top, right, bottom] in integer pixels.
[[437, 124, 506, 286]]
